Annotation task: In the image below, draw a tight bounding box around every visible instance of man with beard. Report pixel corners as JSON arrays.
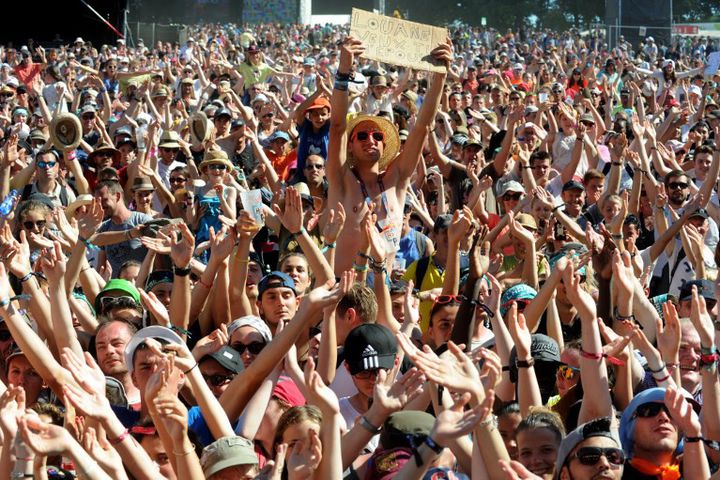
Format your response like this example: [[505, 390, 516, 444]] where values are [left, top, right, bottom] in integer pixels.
[[94, 319, 140, 408]]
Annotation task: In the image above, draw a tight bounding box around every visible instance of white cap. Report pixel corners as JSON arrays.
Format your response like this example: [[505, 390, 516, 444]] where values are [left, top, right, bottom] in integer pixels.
[[117, 39, 125, 44], [689, 85, 702, 96]]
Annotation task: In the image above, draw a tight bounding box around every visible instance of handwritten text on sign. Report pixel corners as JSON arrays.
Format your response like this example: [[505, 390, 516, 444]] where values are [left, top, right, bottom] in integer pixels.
[[350, 8, 448, 73]]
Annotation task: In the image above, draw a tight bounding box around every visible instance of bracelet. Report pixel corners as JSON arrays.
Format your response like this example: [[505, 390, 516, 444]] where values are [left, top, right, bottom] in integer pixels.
[[611, 234, 623, 240], [646, 362, 666, 373], [65, 150, 77, 161], [170, 325, 192, 338], [611, 162, 622, 166], [18, 272, 34, 284], [515, 357, 535, 368], [359, 415, 381, 434], [699, 352, 719, 368], [109, 428, 130, 446], [292, 226, 306, 236], [320, 242, 336, 253], [173, 447, 195, 456], [701, 346, 717, 355], [580, 348, 625, 366], [352, 262, 369, 272], [333, 80, 349, 91], [552, 203, 565, 212], [79, 235, 99, 251], [0, 298, 9, 308], [183, 363, 198, 374], [653, 372, 672, 383], [173, 265, 192, 277], [684, 437, 720, 450]]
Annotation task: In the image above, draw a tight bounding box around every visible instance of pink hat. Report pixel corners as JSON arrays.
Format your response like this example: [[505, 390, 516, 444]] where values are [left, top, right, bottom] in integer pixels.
[[273, 380, 305, 407]]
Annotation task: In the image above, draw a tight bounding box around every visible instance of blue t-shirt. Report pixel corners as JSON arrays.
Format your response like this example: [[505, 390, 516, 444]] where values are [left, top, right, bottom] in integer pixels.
[[296, 120, 329, 174], [98, 212, 153, 276], [188, 406, 240, 447]]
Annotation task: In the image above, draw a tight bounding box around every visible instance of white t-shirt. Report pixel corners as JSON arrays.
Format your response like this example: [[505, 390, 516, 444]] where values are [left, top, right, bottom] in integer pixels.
[[339, 396, 379, 453]]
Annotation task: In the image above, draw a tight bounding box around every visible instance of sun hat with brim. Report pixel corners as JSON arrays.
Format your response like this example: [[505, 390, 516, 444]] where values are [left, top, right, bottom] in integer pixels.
[[200, 436, 258, 478], [49, 113, 82, 151], [65, 194, 93, 220], [131, 176, 154, 192], [89, 143, 121, 165], [381, 411, 435, 449], [198, 149, 233, 172], [554, 417, 621, 479], [346, 114, 400, 172], [190, 112, 213, 147], [158, 130, 182, 149], [94, 279, 141, 313], [124, 325, 184, 373]]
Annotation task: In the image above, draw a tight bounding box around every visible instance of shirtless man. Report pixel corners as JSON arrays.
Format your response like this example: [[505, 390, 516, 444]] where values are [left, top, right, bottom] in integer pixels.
[[327, 37, 452, 274]]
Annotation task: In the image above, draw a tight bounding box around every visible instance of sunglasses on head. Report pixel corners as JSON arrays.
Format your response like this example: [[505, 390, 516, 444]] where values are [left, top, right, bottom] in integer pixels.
[[434, 294, 466, 304], [231, 341, 266, 355], [668, 182, 688, 190], [634, 402, 670, 419], [204, 373, 235, 387], [23, 220, 46, 230], [354, 368, 387, 380], [353, 130, 385, 142], [570, 447, 625, 467], [557, 364, 579, 380], [37, 160, 57, 169]]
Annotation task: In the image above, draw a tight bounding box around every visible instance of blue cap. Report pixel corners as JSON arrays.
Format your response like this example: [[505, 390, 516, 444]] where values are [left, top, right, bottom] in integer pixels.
[[619, 388, 667, 456], [268, 130, 290, 143], [500, 283, 537, 316], [258, 271, 296, 299]]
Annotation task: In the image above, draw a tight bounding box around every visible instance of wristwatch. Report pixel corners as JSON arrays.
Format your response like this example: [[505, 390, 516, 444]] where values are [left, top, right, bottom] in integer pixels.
[[516, 357, 535, 369]]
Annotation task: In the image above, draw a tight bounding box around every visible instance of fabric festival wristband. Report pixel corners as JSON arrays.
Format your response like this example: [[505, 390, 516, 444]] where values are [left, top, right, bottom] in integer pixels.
[[700, 352, 719, 367], [646, 362, 666, 373], [580, 349, 625, 366], [352, 263, 368, 272], [653, 372, 672, 383], [19, 272, 34, 284], [334, 80, 349, 91], [109, 428, 130, 446]]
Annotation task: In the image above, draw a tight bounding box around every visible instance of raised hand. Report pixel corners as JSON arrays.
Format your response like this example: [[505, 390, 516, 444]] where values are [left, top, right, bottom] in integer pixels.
[[338, 37, 365, 72], [507, 302, 532, 361], [61, 348, 105, 397], [191, 324, 229, 361], [169, 223, 195, 267], [448, 206, 473, 246], [272, 187, 304, 234], [689, 285, 714, 349], [430, 391, 493, 447], [138, 288, 170, 326], [321, 203, 345, 246], [18, 414, 72, 456], [0, 386, 25, 440], [303, 357, 340, 415], [664, 387, 701, 437], [372, 366, 426, 415], [287, 429, 322, 480], [153, 393, 190, 443], [657, 302, 681, 362], [76, 198, 104, 240]]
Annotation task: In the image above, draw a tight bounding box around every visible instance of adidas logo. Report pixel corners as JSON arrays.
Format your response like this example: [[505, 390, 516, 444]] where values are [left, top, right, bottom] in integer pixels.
[[362, 344, 379, 370]]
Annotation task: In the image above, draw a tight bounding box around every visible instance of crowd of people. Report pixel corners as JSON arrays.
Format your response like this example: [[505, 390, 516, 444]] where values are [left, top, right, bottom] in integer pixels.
[[0, 18, 717, 480]]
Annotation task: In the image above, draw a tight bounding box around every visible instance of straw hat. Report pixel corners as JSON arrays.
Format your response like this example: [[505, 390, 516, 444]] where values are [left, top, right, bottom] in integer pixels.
[[346, 114, 400, 171], [198, 149, 233, 172], [88, 143, 121, 165], [65, 194, 93, 220], [49, 113, 82, 151], [190, 112, 213, 147]]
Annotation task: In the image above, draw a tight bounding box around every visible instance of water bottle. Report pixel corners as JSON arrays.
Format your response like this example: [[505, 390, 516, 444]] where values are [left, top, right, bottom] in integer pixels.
[[136, 124, 147, 150], [0, 190, 18, 217]]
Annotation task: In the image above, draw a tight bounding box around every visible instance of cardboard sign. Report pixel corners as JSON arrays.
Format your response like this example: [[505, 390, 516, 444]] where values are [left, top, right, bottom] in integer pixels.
[[350, 8, 448, 73]]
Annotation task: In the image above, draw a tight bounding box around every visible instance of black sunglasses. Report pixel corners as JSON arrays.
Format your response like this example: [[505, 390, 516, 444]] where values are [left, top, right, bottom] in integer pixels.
[[570, 447, 625, 466], [634, 402, 670, 419], [668, 182, 689, 190], [503, 192, 522, 201], [204, 373, 235, 387], [23, 220, 46, 230], [231, 341, 266, 355], [354, 131, 384, 142]]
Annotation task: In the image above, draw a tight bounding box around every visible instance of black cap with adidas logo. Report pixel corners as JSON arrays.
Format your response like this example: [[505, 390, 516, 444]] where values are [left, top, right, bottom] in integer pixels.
[[344, 324, 398, 376]]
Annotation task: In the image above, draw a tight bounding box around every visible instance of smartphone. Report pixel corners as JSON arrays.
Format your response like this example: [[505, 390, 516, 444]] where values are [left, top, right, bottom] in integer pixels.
[[539, 92, 549, 103]]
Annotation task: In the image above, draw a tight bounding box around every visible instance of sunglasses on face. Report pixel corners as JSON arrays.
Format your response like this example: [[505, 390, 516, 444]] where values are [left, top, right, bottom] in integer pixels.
[[170, 177, 187, 183], [99, 295, 138, 311], [161, 147, 180, 153], [305, 164, 324, 170], [82, 114, 95, 120], [354, 368, 387, 380], [204, 373, 235, 387], [353, 130, 385, 142], [23, 220, 46, 230], [434, 294, 466, 304], [208, 164, 227, 171], [262, 113, 274, 118], [231, 341, 266, 355], [503, 193, 522, 201], [668, 182, 688, 190], [570, 447, 625, 467], [557, 365, 579, 380], [37, 160, 57, 169], [634, 402, 670, 419]]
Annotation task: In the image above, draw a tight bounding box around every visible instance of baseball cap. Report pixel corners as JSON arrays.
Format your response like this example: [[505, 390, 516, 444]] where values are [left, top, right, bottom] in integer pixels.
[[497, 180, 525, 198], [678, 279, 715, 302], [433, 214, 453, 233], [94, 279, 141, 313], [515, 213, 538, 231], [203, 346, 244, 374], [145, 270, 173, 292], [500, 283, 538, 316], [201, 436, 258, 478], [381, 411, 435, 449], [273, 379, 305, 407], [305, 97, 330, 111], [267, 130, 290, 143], [508, 333, 561, 382], [214, 108, 232, 119], [579, 113, 595, 124], [562, 180, 585, 192], [124, 326, 184, 373], [257, 271, 296, 299], [462, 139, 482, 150], [689, 208, 709, 220], [451, 133, 468, 146], [554, 417, 621, 479], [343, 323, 397, 375]]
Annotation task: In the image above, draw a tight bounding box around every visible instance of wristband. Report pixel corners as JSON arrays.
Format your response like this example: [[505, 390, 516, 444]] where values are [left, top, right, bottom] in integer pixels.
[[293, 226, 306, 236], [580, 348, 625, 366], [700, 352, 719, 368], [424, 436, 445, 454], [684, 437, 720, 450], [171, 325, 192, 338], [352, 262, 369, 272], [320, 242, 336, 254], [79, 236, 99, 251], [109, 428, 130, 446], [646, 362, 666, 373], [653, 372, 672, 383], [701, 346, 717, 355], [0, 298, 9, 308], [333, 80, 349, 91], [335, 71, 352, 82], [515, 357, 535, 368], [183, 363, 198, 374], [552, 203, 565, 212], [611, 162, 622, 166], [173, 265, 192, 277], [65, 150, 77, 161], [359, 415, 381, 434]]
